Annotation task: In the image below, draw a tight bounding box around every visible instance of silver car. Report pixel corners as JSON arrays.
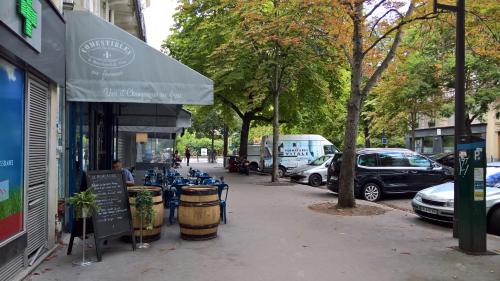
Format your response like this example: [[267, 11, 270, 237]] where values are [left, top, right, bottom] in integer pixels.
[[412, 166, 500, 235], [289, 155, 333, 187]]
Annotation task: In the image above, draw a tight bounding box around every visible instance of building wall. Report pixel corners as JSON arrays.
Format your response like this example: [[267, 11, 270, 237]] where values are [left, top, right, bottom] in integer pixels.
[[485, 99, 500, 162], [409, 100, 499, 160]]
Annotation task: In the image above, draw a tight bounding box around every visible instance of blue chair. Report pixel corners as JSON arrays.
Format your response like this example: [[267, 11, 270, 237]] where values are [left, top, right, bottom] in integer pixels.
[[216, 183, 229, 224], [168, 185, 183, 224], [202, 178, 220, 185], [144, 175, 152, 186], [168, 179, 191, 224]]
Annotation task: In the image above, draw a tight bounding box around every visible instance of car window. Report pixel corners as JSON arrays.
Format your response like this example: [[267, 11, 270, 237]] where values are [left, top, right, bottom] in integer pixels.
[[324, 145, 337, 154], [407, 154, 431, 168], [310, 156, 329, 165], [486, 169, 500, 187], [378, 152, 410, 167], [358, 154, 377, 167]]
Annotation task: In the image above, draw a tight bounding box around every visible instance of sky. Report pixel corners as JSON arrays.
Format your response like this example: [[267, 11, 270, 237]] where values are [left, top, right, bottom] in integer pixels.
[[143, 0, 178, 50]]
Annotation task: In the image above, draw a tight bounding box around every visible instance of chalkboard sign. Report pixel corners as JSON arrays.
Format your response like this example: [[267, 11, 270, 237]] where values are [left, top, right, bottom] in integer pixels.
[[88, 171, 132, 236], [68, 170, 135, 261]]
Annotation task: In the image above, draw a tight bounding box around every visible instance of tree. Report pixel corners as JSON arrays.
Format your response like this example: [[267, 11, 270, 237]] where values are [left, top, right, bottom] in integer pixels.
[[213, 0, 338, 181], [370, 4, 499, 149], [323, 1, 440, 208], [191, 107, 225, 163], [164, 0, 273, 159]]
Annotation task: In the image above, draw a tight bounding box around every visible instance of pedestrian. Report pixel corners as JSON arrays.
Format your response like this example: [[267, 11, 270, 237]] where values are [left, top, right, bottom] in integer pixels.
[[112, 160, 135, 186], [185, 147, 191, 166]]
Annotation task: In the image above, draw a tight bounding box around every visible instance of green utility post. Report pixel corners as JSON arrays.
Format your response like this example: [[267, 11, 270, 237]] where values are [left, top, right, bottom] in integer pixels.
[[457, 136, 487, 253]]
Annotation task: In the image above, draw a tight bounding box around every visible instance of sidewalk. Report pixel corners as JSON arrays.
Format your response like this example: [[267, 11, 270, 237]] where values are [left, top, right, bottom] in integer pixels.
[[28, 163, 500, 281]]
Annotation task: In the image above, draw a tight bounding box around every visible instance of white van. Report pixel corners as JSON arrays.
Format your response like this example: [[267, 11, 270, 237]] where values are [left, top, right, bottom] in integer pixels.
[[247, 144, 261, 170], [260, 134, 338, 177]]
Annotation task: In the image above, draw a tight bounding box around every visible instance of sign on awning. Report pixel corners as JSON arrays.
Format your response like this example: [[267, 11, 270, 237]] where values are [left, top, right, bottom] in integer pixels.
[[65, 11, 213, 105]]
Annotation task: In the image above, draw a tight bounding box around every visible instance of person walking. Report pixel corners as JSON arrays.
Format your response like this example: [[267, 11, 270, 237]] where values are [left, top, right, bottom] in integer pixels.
[[185, 147, 191, 166]]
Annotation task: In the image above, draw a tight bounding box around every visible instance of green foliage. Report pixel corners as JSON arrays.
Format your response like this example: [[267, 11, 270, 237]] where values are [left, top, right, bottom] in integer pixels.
[[176, 131, 224, 155], [165, 0, 347, 157], [68, 189, 99, 218], [135, 189, 154, 230]]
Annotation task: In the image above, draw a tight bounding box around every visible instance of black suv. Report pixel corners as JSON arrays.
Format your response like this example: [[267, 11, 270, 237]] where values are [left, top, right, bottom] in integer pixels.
[[326, 148, 453, 202]]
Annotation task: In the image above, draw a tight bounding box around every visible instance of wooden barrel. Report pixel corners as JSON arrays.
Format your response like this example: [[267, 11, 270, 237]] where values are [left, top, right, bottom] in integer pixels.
[[127, 186, 164, 242], [179, 186, 220, 240]]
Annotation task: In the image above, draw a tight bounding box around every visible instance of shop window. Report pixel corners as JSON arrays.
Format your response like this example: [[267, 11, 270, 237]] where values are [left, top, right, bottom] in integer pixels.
[[423, 136, 434, 154], [443, 135, 454, 153], [0, 58, 25, 244]]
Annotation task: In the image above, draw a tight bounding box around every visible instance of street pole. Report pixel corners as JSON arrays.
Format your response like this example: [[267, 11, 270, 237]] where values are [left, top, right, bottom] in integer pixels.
[[453, 0, 465, 238]]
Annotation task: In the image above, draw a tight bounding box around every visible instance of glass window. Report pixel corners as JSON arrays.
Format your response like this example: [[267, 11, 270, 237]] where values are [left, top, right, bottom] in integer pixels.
[[423, 137, 434, 154], [486, 168, 500, 187], [379, 152, 410, 167], [407, 154, 431, 168], [0, 58, 25, 243], [415, 138, 423, 154], [443, 136, 454, 153], [324, 145, 338, 155], [358, 154, 377, 167], [310, 155, 330, 165]]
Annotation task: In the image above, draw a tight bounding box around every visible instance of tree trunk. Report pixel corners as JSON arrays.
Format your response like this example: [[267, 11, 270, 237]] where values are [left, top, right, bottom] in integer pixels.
[[211, 132, 215, 164], [223, 124, 229, 167], [338, 2, 364, 209], [410, 112, 417, 151], [465, 117, 473, 137], [363, 121, 370, 148], [271, 91, 280, 182], [239, 113, 253, 159]]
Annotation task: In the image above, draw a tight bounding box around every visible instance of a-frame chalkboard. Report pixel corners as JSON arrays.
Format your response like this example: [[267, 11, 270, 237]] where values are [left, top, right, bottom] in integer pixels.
[[67, 170, 135, 261]]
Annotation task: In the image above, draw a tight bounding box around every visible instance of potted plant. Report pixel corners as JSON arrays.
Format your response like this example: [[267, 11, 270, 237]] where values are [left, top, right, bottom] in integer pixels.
[[68, 189, 98, 266], [135, 188, 154, 249]]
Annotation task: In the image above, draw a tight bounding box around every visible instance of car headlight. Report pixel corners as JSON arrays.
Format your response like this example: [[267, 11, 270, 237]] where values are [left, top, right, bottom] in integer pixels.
[[414, 193, 422, 202], [445, 200, 454, 208]]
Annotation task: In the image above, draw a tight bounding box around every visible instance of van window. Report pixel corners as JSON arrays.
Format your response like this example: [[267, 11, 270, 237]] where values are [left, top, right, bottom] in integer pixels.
[[324, 145, 337, 154], [358, 154, 377, 167], [407, 154, 431, 168], [378, 152, 410, 167]]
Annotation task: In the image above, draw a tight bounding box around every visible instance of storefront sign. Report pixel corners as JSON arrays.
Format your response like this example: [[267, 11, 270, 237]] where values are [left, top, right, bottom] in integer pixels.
[[0, 0, 42, 52], [0, 58, 25, 243], [66, 11, 213, 105]]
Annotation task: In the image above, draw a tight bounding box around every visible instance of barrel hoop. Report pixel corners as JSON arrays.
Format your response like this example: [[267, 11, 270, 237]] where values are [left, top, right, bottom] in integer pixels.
[[131, 201, 163, 206], [179, 200, 219, 207], [133, 226, 161, 231], [179, 223, 220, 229], [128, 188, 162, 196], [181, 188, 217, 196], [181, 232, 217, 241]]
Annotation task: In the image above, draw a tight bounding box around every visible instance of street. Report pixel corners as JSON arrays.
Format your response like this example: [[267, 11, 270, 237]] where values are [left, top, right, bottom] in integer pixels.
[[28, 163, 500, 281]]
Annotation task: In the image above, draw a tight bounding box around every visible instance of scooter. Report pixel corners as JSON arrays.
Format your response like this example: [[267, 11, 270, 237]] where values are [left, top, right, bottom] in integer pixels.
[[173, 157, 182, 169], [239, 159, 250, 176]]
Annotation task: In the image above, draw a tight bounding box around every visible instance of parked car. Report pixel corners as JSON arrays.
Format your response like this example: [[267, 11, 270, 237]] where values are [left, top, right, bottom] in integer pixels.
[[429, 152, 454, 168], [412, 166, 500, 236], [327, 148, 453, 202], [289, 155, 334, 187], [488, 162, 500, 168]]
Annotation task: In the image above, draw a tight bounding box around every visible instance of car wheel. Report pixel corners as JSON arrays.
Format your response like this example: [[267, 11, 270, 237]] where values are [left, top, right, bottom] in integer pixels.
[[362, 183, 381, 202], [278, 167, 286, 178], [309, 174, 322, 187], [487, 207, 500, 236], [249, 162, 259, 171]]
